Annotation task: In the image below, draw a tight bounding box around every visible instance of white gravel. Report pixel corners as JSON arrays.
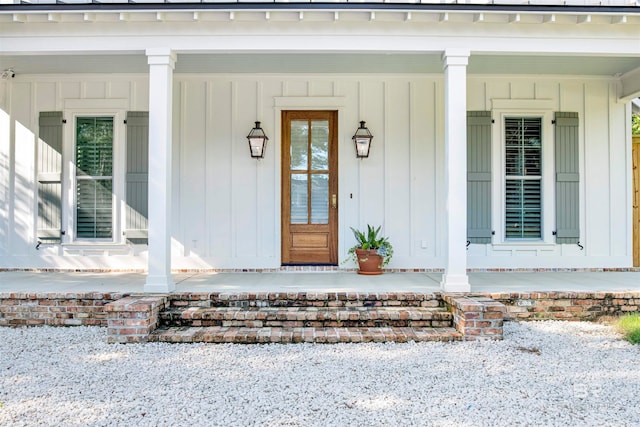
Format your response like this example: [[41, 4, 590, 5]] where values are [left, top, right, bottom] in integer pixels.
[[1, 321, 639, 427]]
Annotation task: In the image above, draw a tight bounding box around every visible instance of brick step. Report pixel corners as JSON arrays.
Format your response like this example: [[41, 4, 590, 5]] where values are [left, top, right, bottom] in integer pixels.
[[160, 306, 453, 328], [149, 326, 462, 344], [167, 292, 444, 309]]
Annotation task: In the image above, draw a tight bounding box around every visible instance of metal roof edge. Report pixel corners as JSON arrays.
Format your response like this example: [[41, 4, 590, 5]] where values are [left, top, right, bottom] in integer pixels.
[[1, 2, 639, 14]]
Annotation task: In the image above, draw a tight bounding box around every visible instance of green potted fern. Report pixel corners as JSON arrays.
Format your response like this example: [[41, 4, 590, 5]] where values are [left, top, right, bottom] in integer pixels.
[[345, 225, 394, 275]]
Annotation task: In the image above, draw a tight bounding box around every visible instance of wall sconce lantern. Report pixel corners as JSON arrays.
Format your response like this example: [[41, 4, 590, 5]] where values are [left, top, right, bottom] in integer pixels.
[[247, 121, 269, 159], [352, 121, 373, 158]]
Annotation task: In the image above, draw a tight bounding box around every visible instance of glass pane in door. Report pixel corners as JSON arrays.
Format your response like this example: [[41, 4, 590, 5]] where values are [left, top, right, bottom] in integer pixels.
[[290, 120, 308, 170], [290, 174, 308, 224], [311, 120, 329, 170], [311, 174, 329, 224]]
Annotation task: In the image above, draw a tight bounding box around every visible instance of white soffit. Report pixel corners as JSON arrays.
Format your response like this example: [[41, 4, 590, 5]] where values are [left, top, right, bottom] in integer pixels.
[[1, 53, 640, 76]]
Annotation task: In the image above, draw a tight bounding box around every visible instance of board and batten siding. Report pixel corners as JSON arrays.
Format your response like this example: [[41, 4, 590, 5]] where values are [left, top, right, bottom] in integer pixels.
[[0, 77, 150, 268], [170, 76, 439, 268], [0, 74, 634, 269], [466, 77, 630, 268]]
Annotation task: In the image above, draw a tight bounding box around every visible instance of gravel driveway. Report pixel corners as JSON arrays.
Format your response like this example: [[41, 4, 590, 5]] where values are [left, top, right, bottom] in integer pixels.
[[1, 321, 638, 426]]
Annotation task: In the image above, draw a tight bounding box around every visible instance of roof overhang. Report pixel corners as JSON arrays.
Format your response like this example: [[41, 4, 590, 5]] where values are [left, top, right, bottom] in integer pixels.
[[2, 2, 640, 23], [2, 2, 639, 102]]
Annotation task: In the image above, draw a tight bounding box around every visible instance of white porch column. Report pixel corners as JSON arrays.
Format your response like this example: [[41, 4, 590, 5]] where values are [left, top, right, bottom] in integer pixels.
[[441, 49, 471, 293], [145, 48, 176, 293]]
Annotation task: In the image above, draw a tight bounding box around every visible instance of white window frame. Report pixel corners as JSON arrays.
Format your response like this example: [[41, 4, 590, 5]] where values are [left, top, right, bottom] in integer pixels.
[[62, 109, 125, 244], [492, 104, 555, 245]]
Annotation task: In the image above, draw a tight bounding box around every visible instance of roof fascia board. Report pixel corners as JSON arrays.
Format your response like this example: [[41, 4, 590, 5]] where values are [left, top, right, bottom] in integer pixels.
[[1, 3, 639, 15]]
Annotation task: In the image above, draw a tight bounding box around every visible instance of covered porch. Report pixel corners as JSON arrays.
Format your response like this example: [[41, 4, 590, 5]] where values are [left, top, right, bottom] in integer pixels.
[[2, 2, 640, 295], [0, 270, 638, 294]]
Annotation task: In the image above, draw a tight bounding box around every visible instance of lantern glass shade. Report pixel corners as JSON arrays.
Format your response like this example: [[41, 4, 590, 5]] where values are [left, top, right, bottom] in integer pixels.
[[352, 121, 373, 158], [247, 121, 269, 159]]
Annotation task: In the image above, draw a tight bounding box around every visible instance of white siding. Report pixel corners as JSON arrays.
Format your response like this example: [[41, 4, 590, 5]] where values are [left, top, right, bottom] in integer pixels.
[[467, 76, 632, 268], [0, 76, 149, 268], [0, 73, 633, 269], [169, 75, 443, 268]]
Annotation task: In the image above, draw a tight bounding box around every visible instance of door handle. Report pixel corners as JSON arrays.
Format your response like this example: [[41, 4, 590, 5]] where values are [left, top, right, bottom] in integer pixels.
[[332, 194, 337, 209]]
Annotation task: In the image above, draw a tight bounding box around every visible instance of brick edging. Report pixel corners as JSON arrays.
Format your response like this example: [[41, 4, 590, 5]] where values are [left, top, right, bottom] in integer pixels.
[[481, 291, 640, 320], [105, 295, 167, 343], [3, 291, 638, 344], [442, 294, 506, 341], [0, 292, 128, 327]]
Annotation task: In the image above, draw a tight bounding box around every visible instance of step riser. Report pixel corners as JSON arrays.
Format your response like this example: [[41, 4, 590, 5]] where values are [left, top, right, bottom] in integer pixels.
[[167, 320, 453, 328], [159, 307, 453, 329], [150, 327, 463, 344], [167, 293, 445, 309]]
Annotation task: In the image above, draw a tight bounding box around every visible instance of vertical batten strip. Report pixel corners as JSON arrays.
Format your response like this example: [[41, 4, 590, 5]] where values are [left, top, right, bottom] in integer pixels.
[[205, 80, 214, 258], [383, 81, 388, 244], [409, 80, 415, 258], [231, 80, 237, 258], [434, 80, 442, 259], [178, 81, 187, 254]]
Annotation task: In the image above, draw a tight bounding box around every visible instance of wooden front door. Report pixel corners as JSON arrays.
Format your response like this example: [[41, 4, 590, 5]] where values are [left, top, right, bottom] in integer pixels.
[[282, 111, 338, 265]]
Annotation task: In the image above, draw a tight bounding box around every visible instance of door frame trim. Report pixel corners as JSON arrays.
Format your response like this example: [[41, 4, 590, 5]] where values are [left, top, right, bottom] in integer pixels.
[[273, 97, 346, 266]]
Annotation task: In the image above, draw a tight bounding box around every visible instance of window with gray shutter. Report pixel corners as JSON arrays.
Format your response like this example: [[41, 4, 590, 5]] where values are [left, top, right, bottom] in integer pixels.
[[467, 111, 493, 243], [125, 112, 149, 244], [554, 112, 580, 244], [37, 112, 64, 243]]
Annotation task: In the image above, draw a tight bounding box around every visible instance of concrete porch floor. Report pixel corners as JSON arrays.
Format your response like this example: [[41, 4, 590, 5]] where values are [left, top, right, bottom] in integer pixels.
[[0, 270, 638, 294]]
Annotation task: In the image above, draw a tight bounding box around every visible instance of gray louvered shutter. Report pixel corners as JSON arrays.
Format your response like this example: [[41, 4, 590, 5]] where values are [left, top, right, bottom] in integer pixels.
[[467, 111, 493, 243], [125, 112, 149, 243], [554, 112, 580, 244], [37, 112, 63, 242]]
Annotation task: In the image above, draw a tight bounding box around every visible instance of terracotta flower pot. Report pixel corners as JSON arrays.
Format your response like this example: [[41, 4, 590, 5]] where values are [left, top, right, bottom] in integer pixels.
[[355, 248, 384, 275]]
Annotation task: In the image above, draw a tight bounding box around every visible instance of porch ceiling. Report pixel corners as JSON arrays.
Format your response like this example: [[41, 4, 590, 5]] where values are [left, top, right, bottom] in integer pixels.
[[2, 52, 640, 76]]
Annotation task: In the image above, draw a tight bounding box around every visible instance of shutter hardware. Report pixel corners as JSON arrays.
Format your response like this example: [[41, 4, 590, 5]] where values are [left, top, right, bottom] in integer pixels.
[[553, 231, 584, 250]]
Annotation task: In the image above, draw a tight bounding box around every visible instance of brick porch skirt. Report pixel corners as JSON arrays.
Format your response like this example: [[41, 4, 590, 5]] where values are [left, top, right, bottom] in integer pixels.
[[1, 291, 638, 343]]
